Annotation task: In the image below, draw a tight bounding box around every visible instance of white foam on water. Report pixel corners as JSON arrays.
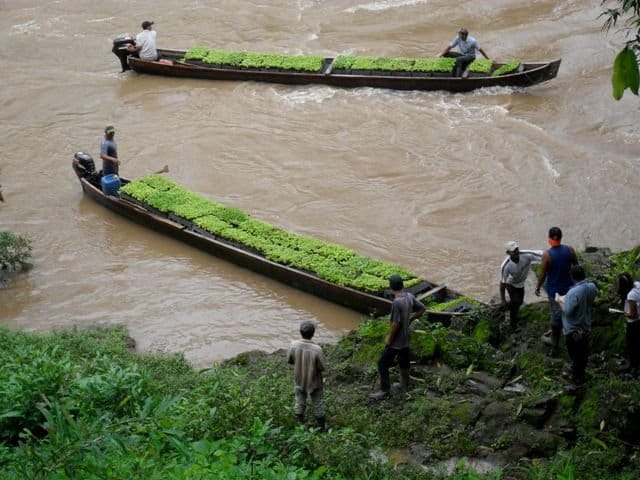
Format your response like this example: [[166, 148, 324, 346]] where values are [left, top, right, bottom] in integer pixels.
[[276, 86, 338, 106], [88, 17, 116, 24], [542, 155, 560, 178], [11, 20, 40, 35], [345, 0, 428, 14]]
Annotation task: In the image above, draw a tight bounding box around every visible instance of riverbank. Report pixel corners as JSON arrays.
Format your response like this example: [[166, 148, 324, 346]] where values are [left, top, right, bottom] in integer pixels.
[[1, 246, 638, 479]]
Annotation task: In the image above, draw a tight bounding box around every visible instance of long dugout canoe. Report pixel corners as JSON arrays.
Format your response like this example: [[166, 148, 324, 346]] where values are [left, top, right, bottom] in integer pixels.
[[73, 155, 476, 318]]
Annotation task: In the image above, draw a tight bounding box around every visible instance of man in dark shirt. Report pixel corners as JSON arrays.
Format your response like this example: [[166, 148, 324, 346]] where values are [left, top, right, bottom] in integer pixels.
[[369, 274, 425, 400], [100, 125, 120, 175]]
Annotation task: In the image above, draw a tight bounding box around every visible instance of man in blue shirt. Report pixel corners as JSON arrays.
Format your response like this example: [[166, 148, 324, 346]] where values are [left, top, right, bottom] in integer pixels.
[[560, 264, 597, 387], [100, 125, 120, 176], [439, 27, 491, 77]]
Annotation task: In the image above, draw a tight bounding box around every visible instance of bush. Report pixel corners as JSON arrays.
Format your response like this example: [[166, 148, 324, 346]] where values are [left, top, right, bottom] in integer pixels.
[[0, 230, 32, 270]]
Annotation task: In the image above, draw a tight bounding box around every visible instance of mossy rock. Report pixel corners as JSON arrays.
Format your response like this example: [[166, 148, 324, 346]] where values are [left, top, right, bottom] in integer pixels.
[[410, 328, 438, 363], [576, 379, 640, 443], [428, 295, 481, 312], [432, 328, 493, 369], [516, 351, 556, 389], [472, 317, 491, 343]]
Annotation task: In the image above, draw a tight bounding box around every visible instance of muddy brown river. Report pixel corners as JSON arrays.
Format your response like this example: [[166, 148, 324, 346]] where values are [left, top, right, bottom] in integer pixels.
[[1, 0, 638, 366]]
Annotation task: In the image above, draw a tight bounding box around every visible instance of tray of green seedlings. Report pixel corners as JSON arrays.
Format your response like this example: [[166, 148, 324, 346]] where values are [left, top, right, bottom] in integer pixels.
[[182, 46, 325, 73], [466, 59, 493, 75], [120, 175, 424, 294], [492, 60, 521, 76]]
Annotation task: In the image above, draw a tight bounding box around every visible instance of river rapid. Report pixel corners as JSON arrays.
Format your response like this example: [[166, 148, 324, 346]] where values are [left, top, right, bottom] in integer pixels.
[[1, 0, 638, 366]]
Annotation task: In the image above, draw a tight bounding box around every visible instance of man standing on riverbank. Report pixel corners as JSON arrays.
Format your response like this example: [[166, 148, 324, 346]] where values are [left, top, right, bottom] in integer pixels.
[[558, 265, 597, 387], [369, 274, 425, 400], [535, 227, 578, 356], [287, 320, 328, 430], [499, 241, 543, 329]]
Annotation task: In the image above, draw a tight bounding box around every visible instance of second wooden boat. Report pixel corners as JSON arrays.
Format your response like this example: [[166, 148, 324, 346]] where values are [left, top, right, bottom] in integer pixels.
[[72, 153, 478, 318]]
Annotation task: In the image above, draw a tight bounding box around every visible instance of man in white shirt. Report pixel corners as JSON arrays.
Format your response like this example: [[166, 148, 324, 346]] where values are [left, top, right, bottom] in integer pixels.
[[500, 241, 543, 329], [127, 20, 158, 61]]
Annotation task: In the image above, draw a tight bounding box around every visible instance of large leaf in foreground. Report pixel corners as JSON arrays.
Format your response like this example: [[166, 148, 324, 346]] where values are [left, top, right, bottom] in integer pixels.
[[612, 47, 639, 100]]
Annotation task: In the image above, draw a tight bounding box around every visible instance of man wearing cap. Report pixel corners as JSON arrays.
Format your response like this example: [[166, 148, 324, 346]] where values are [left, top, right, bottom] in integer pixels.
[[535, 227, 578, 355], [369, 274, 425, 400], [287, 320, 328, 430], [439, 27, 490, 77], [499, 241, 543, 329], [100, 126, 120, 176], [127, 20, 158, 61]]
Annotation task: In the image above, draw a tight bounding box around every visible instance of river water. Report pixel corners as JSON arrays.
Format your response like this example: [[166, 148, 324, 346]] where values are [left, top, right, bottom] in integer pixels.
[[1, 0, 638, 366]]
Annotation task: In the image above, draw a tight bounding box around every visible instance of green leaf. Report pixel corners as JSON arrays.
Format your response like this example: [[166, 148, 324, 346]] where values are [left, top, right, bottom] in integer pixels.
[[612, 47, 640, 100]]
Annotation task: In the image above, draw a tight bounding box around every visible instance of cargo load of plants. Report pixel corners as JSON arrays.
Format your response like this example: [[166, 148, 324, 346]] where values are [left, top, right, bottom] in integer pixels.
[[182, 46, 520, 76], [120, 175, 423, 294], [184, 46, 325, 72], [492, 60, 521, 76]]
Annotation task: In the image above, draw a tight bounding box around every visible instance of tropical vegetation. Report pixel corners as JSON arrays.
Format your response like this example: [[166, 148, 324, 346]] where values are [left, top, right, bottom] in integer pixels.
[[1, 246, 638, 479], [0, 230, 32, 271], [601, 0, 640, 99]]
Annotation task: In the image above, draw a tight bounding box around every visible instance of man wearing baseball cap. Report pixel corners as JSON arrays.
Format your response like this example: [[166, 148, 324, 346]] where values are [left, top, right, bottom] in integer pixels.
[[100, 125, 120, 175], [438, 27, 491, 77], [369, 274, 425, 400], [127, 20, 158, 61], [499, 241, 543, 329]]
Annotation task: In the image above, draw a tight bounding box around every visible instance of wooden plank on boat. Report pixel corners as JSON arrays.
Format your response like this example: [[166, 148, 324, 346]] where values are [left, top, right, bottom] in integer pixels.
[[424, 309, 468, 317], [416, 284, 448, 301]]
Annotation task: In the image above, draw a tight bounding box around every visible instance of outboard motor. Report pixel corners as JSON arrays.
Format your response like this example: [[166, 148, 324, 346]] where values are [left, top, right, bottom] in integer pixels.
[[72, 152, 96, 179], [112, 35, 135, 72]]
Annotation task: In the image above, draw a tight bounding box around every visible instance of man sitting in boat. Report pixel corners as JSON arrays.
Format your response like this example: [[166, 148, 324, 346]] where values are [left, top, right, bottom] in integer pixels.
[[127, 20, 158, 61], [438, 27, 490, 77]]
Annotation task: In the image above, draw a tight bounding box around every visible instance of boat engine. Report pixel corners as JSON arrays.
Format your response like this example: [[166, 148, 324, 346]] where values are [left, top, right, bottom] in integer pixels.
[[72, 151, 96, 179], [112, 35, 135, 72]]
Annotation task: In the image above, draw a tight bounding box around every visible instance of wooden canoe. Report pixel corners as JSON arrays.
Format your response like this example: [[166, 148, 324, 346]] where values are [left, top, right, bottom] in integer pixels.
[[72, 157, 476, 318], [122, 48, 561, 93]]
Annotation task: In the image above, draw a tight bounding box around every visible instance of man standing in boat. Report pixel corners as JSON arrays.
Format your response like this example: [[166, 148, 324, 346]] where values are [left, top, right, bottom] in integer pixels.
[[370, 274, 425, 400], [99, 125, 119, 176], [127, 20, 158, 61], [438, 27, 491, 77]]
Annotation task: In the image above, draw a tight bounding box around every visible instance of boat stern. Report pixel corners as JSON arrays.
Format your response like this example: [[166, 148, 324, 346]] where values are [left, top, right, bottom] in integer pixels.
[[112, 35, 135, 72], [72, 151, 96, 179]]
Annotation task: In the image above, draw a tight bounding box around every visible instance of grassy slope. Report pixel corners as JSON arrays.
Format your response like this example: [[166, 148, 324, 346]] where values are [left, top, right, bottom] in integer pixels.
[[0, 247, 639, 479]]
